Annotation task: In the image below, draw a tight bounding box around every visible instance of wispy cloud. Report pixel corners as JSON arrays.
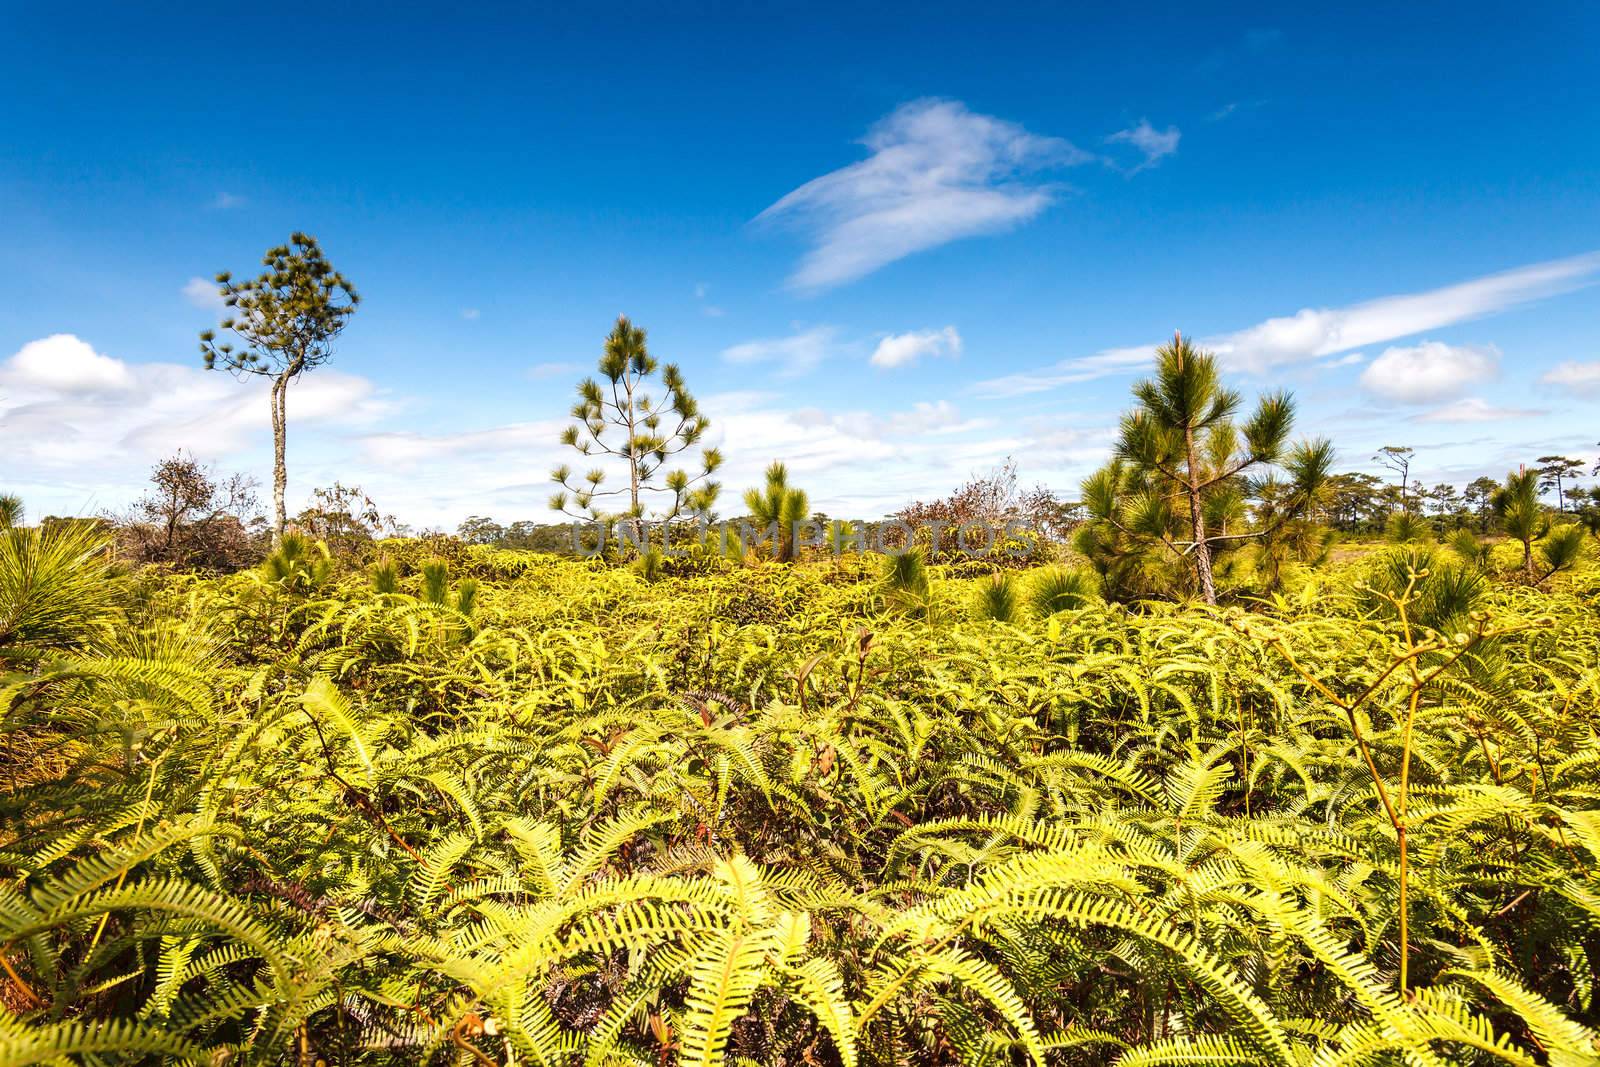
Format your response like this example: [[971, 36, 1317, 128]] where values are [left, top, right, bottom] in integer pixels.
[[1206, 100, 1267, 122], [696, 391, 1026, 516], [1317, 351, 1366, 369], [1360, 341, 1499, 404], [756, 99, 1092, 291], [1541, 360, 1600, 394], [788, 399, 984, 439], [974, 344, 1160, 397], [1105, 119, 1180, 173], [1414, 398, 1547, 423], [212, 192, 245, 210], [460, 308, 481, 321], [721, 326, 841, 377], [339, 390, 1021, 523], [182, 277, 226, 312], [359, 421, 563, 466], [870, 326, 962, 369], [692, 282, 725, 317], [528, 361, 583, 381], [974, 250, 1600, 397]]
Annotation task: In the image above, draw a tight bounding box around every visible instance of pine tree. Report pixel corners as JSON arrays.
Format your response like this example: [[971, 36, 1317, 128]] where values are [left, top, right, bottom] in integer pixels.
[[1536, 455, 1584, 513], [743, 462, 809, 563], [1494, 467, 1546, 580], [1375, 445, 1415, 513], [550, 316, 721, 548], [1103, 332, 1326, 604], [199, 234, 359, 543]]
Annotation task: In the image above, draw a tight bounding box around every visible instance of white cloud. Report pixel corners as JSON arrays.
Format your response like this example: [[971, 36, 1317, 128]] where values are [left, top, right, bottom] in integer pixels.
[[756, 98, 1092, 291], [337, 391, 1052, 524], [359, 421, 564, 467], [1541, 360, 1600, 394], [1207, 100, 1266, 122], [212, 192, 245, 209], [721, 326, 840, 377], [883, 400, 972, 435], [1105, 119, 1180, 172], [0, 334, 389, 517], [1318, 351, 1366, 369], [182, 277, 226, 311], [0, 334, 135, 393], [695, 392, 1017, 515], [528, 362, 583, 381], [461, 308, 481, 321], [115, 370, 384, 456], [973, 343, 1158, 396], [975, 250, 1600, 396], [0, 333, 1112, 529], [1359, 341, 1499, 403], [1213, 254, 1599, 373], [692, 283, 725, 317], [1413, 397, 1546, 423], [788, 399, 983, 440], [870, 326, 962, 369]]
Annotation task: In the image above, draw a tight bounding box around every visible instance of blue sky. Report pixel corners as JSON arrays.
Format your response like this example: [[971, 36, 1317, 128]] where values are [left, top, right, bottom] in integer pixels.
[[3, 3, 1598, 526]]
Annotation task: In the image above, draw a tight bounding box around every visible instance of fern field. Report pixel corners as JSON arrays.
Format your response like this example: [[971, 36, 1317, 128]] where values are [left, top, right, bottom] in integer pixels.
[[4, 534, 1600, 1066]]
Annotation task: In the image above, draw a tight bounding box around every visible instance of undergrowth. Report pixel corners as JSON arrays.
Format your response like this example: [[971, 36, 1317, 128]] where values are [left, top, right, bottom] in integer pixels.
[[2, 537, 1599, 1065]]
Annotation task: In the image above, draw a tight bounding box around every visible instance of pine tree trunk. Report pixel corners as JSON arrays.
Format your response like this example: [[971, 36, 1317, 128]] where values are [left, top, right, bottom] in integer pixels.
[[271, 376, 288, 544], [625, 375, 643, 553], [629, 465, 642, 549], [1183, 425, 1218, 605], [1524, 538, 1534, 581], [1190, 495, 1217, 604]]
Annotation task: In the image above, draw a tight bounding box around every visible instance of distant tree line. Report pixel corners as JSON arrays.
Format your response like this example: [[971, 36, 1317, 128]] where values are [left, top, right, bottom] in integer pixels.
[[9, 232, 1597, 594], [1315, 456, 1600, 537], [455, 516, 586, 555]]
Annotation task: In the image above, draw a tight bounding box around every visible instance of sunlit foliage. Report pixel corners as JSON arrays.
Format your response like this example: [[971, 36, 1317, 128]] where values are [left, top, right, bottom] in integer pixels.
[[2, 531, 1599, 1065]]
